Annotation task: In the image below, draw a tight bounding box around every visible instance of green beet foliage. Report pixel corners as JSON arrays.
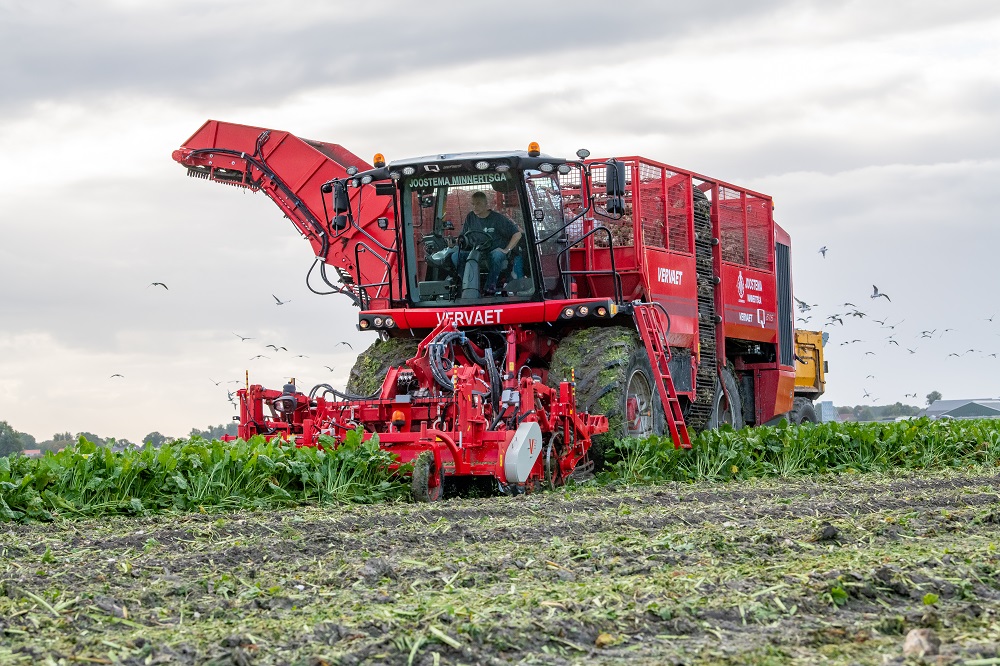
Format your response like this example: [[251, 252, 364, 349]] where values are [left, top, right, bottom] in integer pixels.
[[0, 429, 407, 522], [605, 417, 1000, 484]]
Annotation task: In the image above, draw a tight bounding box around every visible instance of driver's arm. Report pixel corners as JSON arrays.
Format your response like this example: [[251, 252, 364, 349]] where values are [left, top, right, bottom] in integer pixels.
[[503, 230, 522, 254]]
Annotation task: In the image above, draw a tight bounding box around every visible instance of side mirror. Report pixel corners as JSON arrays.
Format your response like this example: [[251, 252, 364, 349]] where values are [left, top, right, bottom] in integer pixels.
[[606, 159, 626, 216], [331, 181, 350, 214]]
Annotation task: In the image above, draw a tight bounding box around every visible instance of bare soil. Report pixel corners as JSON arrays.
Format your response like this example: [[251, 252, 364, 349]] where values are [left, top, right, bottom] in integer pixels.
[[3, 470, 1000, 665]]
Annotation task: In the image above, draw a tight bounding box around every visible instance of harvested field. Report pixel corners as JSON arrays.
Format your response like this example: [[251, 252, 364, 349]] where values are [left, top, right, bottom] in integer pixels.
[[3, 469, 1000, 665]]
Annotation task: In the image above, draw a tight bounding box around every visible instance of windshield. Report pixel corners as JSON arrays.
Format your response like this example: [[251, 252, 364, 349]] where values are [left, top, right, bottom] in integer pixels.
[[402, 170, 535, 305]]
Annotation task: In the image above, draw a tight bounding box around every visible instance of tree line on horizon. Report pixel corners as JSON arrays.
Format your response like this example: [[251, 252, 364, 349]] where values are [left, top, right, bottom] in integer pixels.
[[0, 421, 238, 457]]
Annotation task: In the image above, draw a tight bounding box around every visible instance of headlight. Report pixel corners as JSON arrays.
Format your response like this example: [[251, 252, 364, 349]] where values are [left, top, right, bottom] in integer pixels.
[[475, 160, 489, 170], [384, 317, 395, 328], [402, 166, 416, 176], [496, 164, 510, 173], [562, 307, 575, 318], [577, 305, 589, 316], [373, 316, 384, 327], [361, 175, 373, 185], [359, 319, 371, 329], [539, 163, 554, 173]]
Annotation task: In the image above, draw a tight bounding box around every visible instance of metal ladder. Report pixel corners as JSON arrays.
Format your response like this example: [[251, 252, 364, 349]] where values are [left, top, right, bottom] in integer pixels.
[[632, 302, 692, 449]]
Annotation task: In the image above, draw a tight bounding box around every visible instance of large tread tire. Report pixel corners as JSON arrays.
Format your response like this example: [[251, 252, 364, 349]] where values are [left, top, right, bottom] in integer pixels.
[[707, 367, 745, 430], [548, 326, 641, 469], [789, 397, 818, 425], [346, 336, 422, 397]]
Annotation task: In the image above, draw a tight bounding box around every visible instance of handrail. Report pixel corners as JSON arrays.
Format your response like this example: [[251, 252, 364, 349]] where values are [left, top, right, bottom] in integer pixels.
[[555, 226, 624, 304], [353, 241, 394, 309]]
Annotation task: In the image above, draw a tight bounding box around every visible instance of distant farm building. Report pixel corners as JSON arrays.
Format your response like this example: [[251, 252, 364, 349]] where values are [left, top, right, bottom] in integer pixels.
[[917, 399, 1000, 420]]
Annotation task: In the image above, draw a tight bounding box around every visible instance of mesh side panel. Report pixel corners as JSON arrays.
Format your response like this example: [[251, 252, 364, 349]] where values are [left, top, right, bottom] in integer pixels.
[[746, 195, 772, 270], [638, 163, 665, 249], [666, 172, 692, 253], [591, 163, 635, 248], [719, 186, 746, 264], [558, 170, 586, 241]]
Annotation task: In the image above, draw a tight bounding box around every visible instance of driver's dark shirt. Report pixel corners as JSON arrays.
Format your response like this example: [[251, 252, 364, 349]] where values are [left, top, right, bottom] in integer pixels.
[[463, 210, 518, 249]]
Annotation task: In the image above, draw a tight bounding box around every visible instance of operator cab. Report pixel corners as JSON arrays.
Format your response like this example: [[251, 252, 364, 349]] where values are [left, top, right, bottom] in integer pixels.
[[395, 151, 573, 307]]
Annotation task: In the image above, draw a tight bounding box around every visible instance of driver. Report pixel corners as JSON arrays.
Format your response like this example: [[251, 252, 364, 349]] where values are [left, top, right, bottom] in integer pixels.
[[453, 190, 522, 293]]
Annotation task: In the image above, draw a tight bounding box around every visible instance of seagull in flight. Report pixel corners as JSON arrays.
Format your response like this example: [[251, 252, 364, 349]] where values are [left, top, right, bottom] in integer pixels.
[[865, 351, 875, 356], [265, 344, 288, 352], [793, 297, 814, 312], [826, 315, 844, 326], [335, 341, 354, 350], [870, 285, 890, 301], [887, 339, 899, 346], [866, 374, 876, 379], [209, 378, 222, 386], [250, 355, 270, 360], [148, 282, 168, 290], [920, 330, 935, 338], [272, 294, 291, 306], [294, 354, 310, 358], [110, 373, 124, 379], [906, 348, 917, 354], [323, 365, 336, 372], [234, 333, 254, 342], [988, 314, 997, 322], [818, 246, 828, 258], [862, 389, 871, 398], [842, 302, 857, 308], [904, 393, 917, 399]]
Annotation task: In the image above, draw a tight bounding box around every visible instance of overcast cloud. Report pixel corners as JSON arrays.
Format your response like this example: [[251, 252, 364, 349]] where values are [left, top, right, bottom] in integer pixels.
[[1, 0, 999, 442]]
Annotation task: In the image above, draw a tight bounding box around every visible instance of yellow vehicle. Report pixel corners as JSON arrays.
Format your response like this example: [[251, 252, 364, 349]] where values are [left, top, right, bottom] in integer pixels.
[[790, 329, 827, 423]]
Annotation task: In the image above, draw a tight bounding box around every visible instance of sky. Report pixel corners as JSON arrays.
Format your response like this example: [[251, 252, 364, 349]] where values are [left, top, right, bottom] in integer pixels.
[[1, 0, 999, 443]]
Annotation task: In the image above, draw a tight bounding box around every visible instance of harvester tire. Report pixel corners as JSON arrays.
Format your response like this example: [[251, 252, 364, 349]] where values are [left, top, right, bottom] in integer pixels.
[[707, 367, 745, 430], [789, 397, 818, 425], [622, 346, 667, 439], [547, 326, 641, 470], [410, 451, 443, 502], [346, 336, 422, 397]]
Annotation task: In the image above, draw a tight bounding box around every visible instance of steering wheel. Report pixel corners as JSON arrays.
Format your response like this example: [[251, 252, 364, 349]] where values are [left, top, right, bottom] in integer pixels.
[[459, 229, 494, 251]]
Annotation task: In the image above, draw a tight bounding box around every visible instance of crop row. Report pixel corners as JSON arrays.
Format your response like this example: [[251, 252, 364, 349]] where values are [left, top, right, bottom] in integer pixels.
[[2, 418, 999, 522]]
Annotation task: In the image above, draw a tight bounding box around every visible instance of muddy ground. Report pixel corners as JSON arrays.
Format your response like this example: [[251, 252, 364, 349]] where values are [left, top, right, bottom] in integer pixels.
[[2, 470, 1000, 665]]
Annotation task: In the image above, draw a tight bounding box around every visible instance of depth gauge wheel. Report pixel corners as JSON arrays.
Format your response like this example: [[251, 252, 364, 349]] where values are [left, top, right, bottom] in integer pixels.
[[410, 451, 443, 503], [544, 432, 566, 490]]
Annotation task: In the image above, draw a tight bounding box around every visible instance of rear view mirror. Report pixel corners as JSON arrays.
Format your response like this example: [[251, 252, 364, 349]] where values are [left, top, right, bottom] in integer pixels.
[[331, 181, 350, 214], [606, 159, 626, 216]]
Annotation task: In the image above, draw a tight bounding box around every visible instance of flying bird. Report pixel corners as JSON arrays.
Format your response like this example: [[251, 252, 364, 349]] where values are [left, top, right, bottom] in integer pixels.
[[250, 355, 270, 360], [797, 316, 812, 323], [904, 393, 917, 399], [209, 378, 222, 386], [906, 348, 917, 354], [873, 318, 887, 326], [848, 310, 866, 319], [793, 297, 813, 312], [866, 374, 876, 379], [272, 294, 291, 306], [110, 373, 124, 379], [887, 340, 899, 346], [864, 351, 875, 356], [919, 330, 935, 339], [870, 285, 890, 301], [323, 365, 336, 372], [948, 353, 960, 357], [863, 390, 871, 398], [148, 282, 168, 290], [818, 246, 828, 258], [988, 314, 997, 322], [266, 344, 288, 352], [294, 354, 310, 358], [842, 302, 857, 308], [335, 341, 354, 350], [826, 315, 844, 326], [234, 333, 254, 342]]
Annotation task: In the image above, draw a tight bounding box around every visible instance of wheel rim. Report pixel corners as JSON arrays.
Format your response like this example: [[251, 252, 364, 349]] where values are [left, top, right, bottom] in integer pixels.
[[625, 368, 655, 436]]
